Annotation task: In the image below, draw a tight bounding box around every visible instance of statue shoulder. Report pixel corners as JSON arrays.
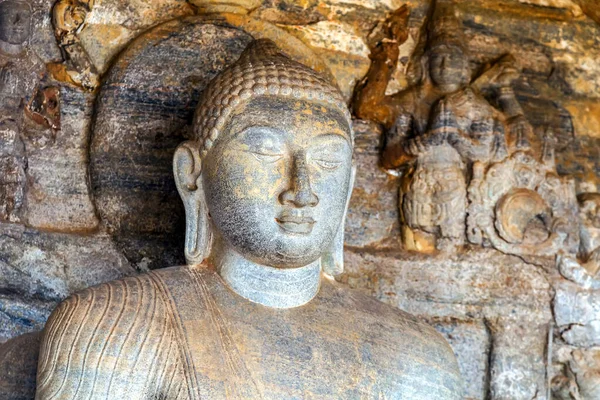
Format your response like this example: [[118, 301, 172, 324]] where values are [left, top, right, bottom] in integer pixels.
[[42, 266, 192, 318], [321, 281, 464, 398], [36, 269, 188, 399], [0, 332, 40, 400], [346, 285, 455, 350], [42, 272, 166, 322]]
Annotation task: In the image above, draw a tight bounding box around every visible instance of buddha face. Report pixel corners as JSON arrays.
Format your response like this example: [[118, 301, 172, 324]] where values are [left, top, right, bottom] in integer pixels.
[[0, 0, 31, 45], [202, 97, 353, 268], [428, 45, 469, 91]]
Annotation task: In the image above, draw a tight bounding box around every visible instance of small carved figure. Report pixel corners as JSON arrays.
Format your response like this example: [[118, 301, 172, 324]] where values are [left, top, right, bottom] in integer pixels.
[[579, 193, 600, 270], [472, 54, 536, 152], [552, 349, 600, 400], [558, 192, 600, 288], [353, 1, 581, 260], [0, 62, 24, 111], [36, 39, 463, 399], [0, 0, 31, 56], [465, 86, 580, 258], [0, 63, 26, 223], [48, 0, 99, 90]]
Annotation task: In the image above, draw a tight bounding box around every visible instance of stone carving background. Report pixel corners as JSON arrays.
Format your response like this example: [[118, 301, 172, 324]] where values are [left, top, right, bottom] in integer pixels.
[[1, 0, 599, 399]]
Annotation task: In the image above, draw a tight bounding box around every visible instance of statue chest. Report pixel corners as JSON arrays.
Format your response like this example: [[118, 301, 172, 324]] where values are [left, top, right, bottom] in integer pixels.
[[147, 267, 461, 399], [179, 316, 397, 399], [152, 267, 434, 399]]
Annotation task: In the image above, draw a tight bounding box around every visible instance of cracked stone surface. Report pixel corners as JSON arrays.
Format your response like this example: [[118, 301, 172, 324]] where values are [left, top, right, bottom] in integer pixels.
[[340, 247, 553, 398]]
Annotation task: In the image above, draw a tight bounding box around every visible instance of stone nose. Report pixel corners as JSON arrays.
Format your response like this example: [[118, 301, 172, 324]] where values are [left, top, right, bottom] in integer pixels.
[[279, 151, 319, 208]]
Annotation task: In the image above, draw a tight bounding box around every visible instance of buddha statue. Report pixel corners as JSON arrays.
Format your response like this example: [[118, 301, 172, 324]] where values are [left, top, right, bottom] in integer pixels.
[[35, 39, 463, 399]]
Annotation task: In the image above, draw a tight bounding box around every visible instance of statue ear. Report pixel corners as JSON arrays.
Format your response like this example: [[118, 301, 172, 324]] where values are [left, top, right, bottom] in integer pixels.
[[322, 165, 356, 276], [173, 141, 212, 265]]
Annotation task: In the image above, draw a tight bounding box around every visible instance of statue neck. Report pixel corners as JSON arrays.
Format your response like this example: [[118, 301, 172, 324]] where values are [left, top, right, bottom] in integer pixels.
[[434, 82, 463, 95], [215, 247, 322, 309]]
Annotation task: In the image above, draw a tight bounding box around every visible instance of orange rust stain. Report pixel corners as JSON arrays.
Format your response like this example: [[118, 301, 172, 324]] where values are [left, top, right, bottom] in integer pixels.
[[565, 100, 600, 138], [46, 62, 81, 88]]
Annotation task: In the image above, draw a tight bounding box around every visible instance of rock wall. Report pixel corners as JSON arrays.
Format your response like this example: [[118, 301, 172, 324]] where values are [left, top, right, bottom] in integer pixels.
[[0, 0, 599, 399]]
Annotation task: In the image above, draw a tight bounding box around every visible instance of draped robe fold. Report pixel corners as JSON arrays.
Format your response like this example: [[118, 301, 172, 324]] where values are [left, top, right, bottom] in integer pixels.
[[36, 266, 463, 399]]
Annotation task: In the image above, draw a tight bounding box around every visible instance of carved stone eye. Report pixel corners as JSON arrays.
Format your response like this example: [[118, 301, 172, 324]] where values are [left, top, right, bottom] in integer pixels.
[[251, 152, 283, 163], [314, 159, 341, 170]]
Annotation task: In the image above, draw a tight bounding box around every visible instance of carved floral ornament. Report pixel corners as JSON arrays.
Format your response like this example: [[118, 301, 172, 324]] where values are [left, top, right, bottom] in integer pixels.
[[467, 151, 579, 257]]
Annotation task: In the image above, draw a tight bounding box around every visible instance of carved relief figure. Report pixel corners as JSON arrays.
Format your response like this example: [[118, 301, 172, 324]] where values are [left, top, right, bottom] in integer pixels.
[[36, 39, 463, 399], [0, 0, 31, 223], [471, 54, 537, 153], [0, 0, 31, 56], [49, 0, 99, 90], [558, 192, 600, 288], [0, 118, 25, 222], [353, 1, 581, 260], [578, 193, 600, 272], [467, 147, 579, 258], [354, 1, 503, 253], [0, 0, 32, 112]]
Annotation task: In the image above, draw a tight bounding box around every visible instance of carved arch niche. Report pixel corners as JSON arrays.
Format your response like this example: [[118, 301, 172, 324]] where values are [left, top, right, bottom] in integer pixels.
[[89, 16, 332, 270]]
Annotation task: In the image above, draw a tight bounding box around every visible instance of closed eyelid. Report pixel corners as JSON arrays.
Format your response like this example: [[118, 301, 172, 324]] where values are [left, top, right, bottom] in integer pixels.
[[250, 152, 283, 163]]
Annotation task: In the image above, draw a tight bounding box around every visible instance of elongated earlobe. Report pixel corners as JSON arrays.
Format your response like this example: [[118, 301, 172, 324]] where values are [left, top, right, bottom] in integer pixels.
[[322, 165, 356, 276], [173, 141, 212, 265]]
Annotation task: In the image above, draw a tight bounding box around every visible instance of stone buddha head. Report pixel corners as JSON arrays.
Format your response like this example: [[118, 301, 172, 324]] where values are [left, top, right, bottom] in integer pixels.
[[0, 0, 31, 55], [173, 39, 354, 280]]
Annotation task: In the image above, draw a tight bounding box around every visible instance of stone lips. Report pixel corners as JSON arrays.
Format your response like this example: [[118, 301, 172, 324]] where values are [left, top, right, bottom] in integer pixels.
[[192, 39, 353, 158]]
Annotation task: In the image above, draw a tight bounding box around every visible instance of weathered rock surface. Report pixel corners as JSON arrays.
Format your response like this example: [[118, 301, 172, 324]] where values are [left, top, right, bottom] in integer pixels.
[[488, 316, 549, 400], [554, 281, 600, 347], [0, 223, 135, 300], [553, 345, 600, 400], [341, 247, 553, 398], [341, 248, 552, 316], [0, 295, 52, 344], [0, 119, 25, 223], [24, 85, 99, 232], [432, 318, 491, 400], [79, 0, 194, 73], [0, 222, 135, 342]]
